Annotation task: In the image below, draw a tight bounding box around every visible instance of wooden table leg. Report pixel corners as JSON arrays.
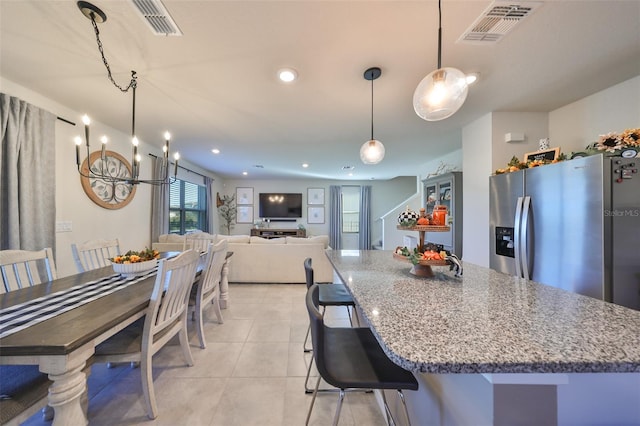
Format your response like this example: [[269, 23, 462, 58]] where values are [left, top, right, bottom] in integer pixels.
[[219, 258, 230, 309], [41, 344, 93, 426]]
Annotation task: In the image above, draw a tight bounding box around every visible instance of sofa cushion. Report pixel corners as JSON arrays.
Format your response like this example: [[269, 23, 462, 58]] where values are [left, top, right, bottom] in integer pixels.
[[217, 235, 250, 244], [250, 236, 286, 244], [162, 234, 186, 244], [286, 235, 329, 248]]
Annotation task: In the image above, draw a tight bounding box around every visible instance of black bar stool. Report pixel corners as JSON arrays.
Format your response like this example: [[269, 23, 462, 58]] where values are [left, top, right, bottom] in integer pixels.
[[305, 284, 418, 425], [303, 258, 357, 393]]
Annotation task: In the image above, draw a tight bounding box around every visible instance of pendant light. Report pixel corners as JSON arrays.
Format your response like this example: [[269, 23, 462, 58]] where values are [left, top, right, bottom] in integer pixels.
[[413, 0, 468, 121], [360, 67, 385, 165]]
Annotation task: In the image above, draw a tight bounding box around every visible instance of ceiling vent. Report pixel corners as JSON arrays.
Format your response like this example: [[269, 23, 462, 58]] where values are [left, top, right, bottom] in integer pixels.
[[458, 1, 542, 44], [131, 0, 183, 36]]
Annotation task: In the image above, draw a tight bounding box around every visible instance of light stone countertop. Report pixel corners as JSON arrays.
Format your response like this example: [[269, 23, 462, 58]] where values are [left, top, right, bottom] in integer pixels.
[[326, 250, 640, 374]]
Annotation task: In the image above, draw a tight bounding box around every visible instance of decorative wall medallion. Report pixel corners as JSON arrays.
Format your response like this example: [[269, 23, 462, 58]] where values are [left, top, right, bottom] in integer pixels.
[[80, 150, 136, 209]]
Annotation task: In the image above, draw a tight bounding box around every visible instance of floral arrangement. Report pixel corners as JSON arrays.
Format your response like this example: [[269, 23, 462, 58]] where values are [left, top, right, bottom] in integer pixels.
[[494, 154, 566, 175], [111, 248, 159, 264], [594, 128, 640, 153]]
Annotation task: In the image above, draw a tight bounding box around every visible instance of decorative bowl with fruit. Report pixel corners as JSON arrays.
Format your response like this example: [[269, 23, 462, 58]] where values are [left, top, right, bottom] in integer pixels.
[[110, 248, 160, 277]]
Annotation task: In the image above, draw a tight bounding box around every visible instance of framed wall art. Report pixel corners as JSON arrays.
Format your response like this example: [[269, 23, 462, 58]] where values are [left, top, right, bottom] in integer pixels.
[[307, 206, 325, 224], [236, 187, 254, 205], [80, 150, 136, 210], [307, 188, 325, 205], [237, 205, 254, 223]]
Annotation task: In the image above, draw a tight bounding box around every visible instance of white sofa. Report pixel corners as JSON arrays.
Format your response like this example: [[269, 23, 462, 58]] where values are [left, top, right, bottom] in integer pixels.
[[153, 233, 333, 283]]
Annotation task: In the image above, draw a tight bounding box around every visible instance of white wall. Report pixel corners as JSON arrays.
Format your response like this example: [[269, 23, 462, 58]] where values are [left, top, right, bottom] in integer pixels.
[[490, 112, 549, 171], [462, 114, 493, 267], [549, 75, 640, 150], [1, 77, 221, 277]]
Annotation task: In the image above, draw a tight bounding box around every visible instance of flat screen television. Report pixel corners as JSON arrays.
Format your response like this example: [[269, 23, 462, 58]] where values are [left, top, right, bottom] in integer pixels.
[[258, 193, 302, 219]]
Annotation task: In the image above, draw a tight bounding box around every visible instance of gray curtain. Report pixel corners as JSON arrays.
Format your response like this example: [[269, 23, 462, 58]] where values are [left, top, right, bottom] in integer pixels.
[[329, 185, 342, 250], [150, 156, 169, 242], [0, 94, 56, 251], [205, 176, 214, 233], [359, 185, 372, 249]]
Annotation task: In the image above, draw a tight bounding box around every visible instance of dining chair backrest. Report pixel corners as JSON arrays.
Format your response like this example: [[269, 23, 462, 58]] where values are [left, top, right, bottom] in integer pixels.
[[190, 240, 228, 348], [146, 249, 200, 345], [0, 248, 57, 294], [183, 234, 217, 253], [71, 238, 120, 272], [200, 240, 228, 297]]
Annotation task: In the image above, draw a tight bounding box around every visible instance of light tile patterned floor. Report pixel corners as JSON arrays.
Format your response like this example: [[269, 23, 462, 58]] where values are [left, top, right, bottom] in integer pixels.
[[22, 284, 387, 426]]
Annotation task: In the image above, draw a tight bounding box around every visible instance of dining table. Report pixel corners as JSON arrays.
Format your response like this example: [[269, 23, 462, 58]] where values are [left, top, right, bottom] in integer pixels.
[[0, 251, 209, 425]]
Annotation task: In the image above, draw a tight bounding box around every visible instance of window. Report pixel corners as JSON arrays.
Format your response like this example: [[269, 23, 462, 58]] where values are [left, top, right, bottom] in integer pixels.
[[341, 186, 360, 233], [169, 179, 207, 234]]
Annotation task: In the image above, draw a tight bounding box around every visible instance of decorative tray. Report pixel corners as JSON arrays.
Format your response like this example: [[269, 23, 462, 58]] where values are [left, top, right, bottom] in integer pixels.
[[396, 225, 450, 232]]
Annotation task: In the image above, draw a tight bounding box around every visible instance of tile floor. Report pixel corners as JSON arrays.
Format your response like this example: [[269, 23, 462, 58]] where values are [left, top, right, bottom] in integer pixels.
[[23, 284, 387, 426]]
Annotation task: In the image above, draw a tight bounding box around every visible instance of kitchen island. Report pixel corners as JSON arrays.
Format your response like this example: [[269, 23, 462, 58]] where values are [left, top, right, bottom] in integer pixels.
[[326, 250, 640, 425]]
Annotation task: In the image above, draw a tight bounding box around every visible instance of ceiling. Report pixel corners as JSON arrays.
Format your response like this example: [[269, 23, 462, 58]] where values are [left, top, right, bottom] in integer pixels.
[[1, 1, 639, 181]]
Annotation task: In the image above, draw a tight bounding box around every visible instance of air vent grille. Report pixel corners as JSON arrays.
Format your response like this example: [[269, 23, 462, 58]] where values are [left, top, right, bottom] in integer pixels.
[[131, 0, 182, 36], [458, 1, 542, 44]]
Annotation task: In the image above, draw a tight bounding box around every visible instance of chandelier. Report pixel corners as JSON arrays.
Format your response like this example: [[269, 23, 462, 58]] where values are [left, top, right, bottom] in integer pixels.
[[74, 1, 178, 186]]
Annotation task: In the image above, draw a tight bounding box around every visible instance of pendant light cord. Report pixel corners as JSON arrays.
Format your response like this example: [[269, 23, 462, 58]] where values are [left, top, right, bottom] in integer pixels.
[[90, 14, 137, 93], [437, 0, 442, 69], [88, 12, 137, 138], [370, 75, 374, 140]]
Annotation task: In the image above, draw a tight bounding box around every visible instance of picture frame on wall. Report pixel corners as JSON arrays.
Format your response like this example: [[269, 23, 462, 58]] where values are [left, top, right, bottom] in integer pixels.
[[236, 187, 254, 205], [307, 188, 325, 205], [307, 206, 325, 224], [237, 206, 254, 223]]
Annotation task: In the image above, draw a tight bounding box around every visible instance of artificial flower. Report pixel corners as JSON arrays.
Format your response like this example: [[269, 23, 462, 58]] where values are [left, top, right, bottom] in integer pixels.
[[111, 248, 159, 264], [595, 132, 623, 152], [620, 128, 640, 147]]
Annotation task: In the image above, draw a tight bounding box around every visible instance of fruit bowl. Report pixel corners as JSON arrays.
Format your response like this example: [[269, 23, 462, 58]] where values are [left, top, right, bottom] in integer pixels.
[[111, 259, 158, 278]]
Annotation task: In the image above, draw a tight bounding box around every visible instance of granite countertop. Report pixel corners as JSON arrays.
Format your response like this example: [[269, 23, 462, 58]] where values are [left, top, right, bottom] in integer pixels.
[[326, 250, 640, 374]]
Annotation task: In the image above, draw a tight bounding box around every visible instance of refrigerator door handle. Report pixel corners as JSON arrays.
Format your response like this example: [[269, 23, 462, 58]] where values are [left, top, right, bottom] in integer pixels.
[[514, 196, 524, 278], [521, 196, 532, 280]]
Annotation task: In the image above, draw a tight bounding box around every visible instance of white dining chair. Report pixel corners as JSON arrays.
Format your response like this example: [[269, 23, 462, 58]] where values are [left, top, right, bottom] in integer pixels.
[[183, 233, 217, 253], [92, 250, 200, 420], [190, 240, 227, 349], [71, 238, 120, 272], [0, 248, 57, 293]]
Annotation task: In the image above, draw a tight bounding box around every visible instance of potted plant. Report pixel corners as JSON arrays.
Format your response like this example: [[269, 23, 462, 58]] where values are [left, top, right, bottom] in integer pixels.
[[218, 193, 236, 235]]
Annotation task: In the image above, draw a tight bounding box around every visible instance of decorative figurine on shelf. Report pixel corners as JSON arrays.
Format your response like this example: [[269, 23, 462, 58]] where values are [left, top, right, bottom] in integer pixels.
[[398, 205, 419, 227], [539, 138, 550, 150], [416, 208, 431, 225]]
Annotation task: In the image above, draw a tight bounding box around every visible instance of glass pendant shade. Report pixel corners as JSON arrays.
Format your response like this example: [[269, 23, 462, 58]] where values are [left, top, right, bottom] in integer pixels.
[[360, 139, 385, 164], [413, 67, 468, 121]]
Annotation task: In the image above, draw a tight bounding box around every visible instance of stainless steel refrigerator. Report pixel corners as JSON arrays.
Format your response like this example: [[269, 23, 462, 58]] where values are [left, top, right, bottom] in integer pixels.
[[489, 154, 640, 310]]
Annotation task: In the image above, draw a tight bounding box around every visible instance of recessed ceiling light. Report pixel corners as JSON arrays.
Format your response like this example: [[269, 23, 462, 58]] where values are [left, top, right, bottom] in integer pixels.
[[302, 163, 309, 168], [278, 68, 298, 83], [348, 173, 353, 177], [466, 73, 480, 85], [242, 171, 248, 176], [211, 148, 220, 154]]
